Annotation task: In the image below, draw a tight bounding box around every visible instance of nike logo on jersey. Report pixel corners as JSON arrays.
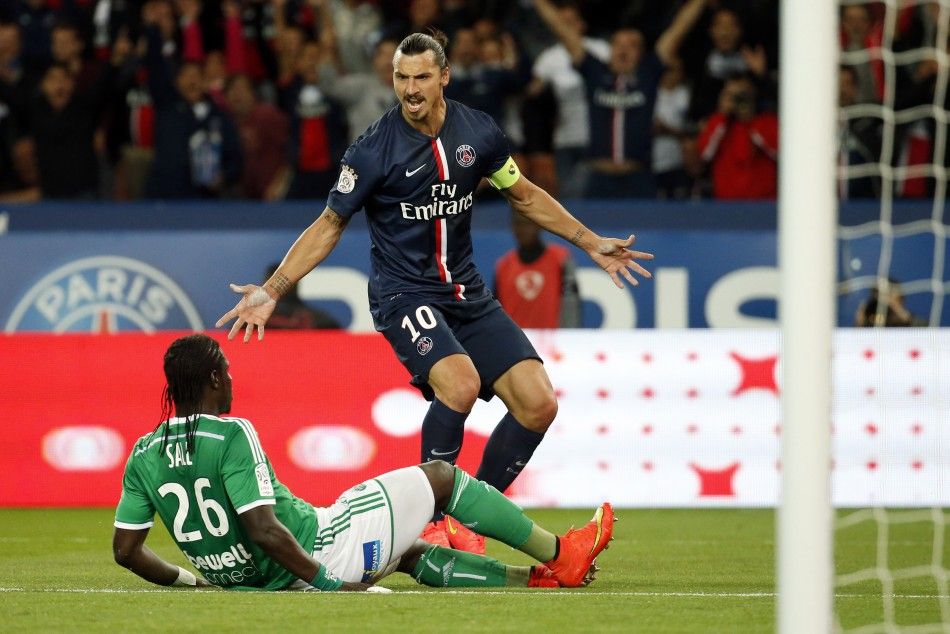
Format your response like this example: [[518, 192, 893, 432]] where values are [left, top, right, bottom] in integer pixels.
[[405, 164, 426, 177], [430, 446, 460, 457]]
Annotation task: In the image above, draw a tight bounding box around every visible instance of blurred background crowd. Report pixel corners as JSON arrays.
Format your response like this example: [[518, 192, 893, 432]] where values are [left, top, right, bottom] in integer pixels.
[[0, 0, 943, 203]]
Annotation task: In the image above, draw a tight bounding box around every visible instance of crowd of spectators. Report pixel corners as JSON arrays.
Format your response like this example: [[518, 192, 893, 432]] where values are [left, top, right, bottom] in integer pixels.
[[0, 1, 941, 203]]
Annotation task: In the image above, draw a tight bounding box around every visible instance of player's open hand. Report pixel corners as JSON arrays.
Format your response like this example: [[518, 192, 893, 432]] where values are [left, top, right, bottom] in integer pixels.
[[589, 234, 654, 289], [214, 283, 277, 342]]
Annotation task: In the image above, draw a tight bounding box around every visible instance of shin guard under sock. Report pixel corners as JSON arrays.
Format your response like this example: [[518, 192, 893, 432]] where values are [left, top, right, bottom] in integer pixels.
[[411, 545, 509, 587], [422, 399, 469, 521], [444, 467, 533, 548], [474, 412, 544, 493], [421, 398, 468, 465]]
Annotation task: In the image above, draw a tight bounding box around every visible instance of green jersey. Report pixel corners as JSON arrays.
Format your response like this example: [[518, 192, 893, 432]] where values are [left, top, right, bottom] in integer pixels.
[[114, 414, 317, 590]]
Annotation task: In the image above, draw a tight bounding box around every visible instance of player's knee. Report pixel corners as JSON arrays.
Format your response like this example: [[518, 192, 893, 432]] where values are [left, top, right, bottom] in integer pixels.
[[520, 393, 558, 432], [397, 540, 431, 576], [113, 546, 133, 568], [439, 375, 480, 412], [419, 460, 456, 510], [113, 552, 127, 567]]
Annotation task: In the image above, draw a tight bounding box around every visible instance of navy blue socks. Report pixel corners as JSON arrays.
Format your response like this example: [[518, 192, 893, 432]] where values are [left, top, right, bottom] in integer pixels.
[[421, 398, 468, 465], [475, 412, 545, 494], [422, 398, 469, 522]]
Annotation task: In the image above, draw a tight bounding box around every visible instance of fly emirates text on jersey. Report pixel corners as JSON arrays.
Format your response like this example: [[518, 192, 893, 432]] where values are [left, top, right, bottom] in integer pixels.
[[400, 184, 474, 221]]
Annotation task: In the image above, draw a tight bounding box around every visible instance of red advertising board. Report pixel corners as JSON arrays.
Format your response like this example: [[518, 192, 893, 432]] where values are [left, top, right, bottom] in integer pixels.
[[0, 332, 487, 507], [2, 330, 945, 508]]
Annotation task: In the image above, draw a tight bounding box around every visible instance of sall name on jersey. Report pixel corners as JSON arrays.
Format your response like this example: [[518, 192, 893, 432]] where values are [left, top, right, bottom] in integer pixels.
[[165, 442, 193, 467], [400, 183, 474, 221]]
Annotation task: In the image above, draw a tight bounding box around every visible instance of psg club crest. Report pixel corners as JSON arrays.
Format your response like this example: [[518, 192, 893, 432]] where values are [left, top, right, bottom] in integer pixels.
[[336, 165, 358, 193], [455, 145, 476, 167], [417, 336, 434, 356]]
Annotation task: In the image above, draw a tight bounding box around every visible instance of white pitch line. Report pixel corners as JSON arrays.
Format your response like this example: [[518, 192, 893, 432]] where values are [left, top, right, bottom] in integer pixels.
[[0, 588, 946, 599]]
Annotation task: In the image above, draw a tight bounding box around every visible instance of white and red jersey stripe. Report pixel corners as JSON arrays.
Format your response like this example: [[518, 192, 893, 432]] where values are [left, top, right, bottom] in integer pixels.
[[430, 137, 465, 300]]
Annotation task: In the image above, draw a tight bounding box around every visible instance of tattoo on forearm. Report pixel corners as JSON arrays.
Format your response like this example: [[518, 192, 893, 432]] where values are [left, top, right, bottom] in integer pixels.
[[322, 209, 348, 227], [267, 272, 292, 298], [570, 229, 586, 247]]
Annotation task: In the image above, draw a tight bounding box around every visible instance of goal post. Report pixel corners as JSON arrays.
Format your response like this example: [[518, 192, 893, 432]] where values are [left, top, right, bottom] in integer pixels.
[[777, 0, 838, 631]]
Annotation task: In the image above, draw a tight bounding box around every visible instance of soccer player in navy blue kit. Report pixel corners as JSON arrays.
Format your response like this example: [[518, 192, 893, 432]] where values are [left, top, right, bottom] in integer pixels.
[[217, 31, 653, 554]]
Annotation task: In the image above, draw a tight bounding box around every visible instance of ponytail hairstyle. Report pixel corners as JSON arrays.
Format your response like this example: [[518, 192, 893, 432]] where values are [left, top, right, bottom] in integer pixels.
[[397, 29, 450, 70]]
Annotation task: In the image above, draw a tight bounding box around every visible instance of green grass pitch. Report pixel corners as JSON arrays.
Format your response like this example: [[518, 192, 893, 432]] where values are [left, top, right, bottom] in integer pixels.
[[0, 508, 945, 632]]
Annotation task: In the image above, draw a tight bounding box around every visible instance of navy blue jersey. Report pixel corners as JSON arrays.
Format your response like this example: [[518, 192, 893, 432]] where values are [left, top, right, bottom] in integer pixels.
[[327, 99, 517, 311], [578, 53, 663, 165]]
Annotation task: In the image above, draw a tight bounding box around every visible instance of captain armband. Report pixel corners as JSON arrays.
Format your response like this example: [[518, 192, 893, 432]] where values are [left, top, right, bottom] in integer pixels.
[[488, 156, 521, 190]]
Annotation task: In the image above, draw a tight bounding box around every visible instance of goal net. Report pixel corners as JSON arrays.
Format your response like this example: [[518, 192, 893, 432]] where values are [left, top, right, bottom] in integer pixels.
[[836, 0, 950, 631]]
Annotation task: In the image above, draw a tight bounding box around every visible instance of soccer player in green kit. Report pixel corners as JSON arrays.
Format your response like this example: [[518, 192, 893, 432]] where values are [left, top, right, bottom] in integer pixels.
[[112, 334, 614, 591]]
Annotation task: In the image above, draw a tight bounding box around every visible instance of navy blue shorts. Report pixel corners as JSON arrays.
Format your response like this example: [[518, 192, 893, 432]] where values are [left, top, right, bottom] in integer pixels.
[[375, 294, 541, 401]]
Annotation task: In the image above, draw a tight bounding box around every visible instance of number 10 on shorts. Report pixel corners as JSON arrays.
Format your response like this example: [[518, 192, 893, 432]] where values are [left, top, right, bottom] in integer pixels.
[[401, 305, 437, 343]]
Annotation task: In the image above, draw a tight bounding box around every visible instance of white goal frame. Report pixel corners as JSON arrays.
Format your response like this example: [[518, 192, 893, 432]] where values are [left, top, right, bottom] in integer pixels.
[[777, 0, 838, 632]]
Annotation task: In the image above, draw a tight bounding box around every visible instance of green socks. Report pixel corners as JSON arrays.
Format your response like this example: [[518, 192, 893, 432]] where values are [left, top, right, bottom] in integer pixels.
[[412, 545, 509, 587], [410, 467, 562, 588], [444, 466, 557, 562], [520, 525, 558, 563], [410, 545, 535, 587]]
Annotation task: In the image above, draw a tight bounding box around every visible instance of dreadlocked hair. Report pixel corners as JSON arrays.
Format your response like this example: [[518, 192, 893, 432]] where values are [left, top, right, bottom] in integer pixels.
[[157, 334, 225, 456], [397, 29, 449, 70]]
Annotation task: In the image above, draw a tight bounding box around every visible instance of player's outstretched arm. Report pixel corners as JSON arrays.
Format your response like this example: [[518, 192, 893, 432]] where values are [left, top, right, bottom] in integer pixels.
[[238, 505, 370, 591], [499, 176, 654, 289], [112, 527, 212, 588], [215, 207, 349, 342]]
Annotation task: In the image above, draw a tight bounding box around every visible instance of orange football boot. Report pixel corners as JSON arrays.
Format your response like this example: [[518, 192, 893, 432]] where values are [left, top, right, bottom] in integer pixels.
[[545, 502, 614, 588], [527, 564, 560, 588], [444, 515, 486, 555], [421, 519, 451, 548]]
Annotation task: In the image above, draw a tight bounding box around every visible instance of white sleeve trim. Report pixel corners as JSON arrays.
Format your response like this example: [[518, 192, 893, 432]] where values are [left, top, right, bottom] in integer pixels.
[[235, 498, 277, 515], [232, 418, 266, 464], [114, 520, 154, 530]]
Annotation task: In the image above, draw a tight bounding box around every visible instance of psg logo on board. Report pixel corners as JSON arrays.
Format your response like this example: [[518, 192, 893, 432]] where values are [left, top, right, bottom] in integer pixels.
[[4, 255, 203, 333], [455, 145, 476, 167]]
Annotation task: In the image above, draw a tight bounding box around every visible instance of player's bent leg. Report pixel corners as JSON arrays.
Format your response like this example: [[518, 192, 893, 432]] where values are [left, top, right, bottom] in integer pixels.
[[443, 465, 614, 588], [372, 465, 439, 566], [441, 466, 544, 554], [404, 543, 532, 588], [418, 459, 485, 553], [378, 299, 472, 467], [396, 539, 434, 575], [420, 355, 478, 468], [475, 359, 557, 493], [393, 463, 611, 588], [491, 359, 558, 432], [312, 466, 438, 584], [419, 392, 469, 535], [427, 354, 481, 414], [396, 536, 544, 588], [420, 356, 480, 536], [418, 459, 456, 508]]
